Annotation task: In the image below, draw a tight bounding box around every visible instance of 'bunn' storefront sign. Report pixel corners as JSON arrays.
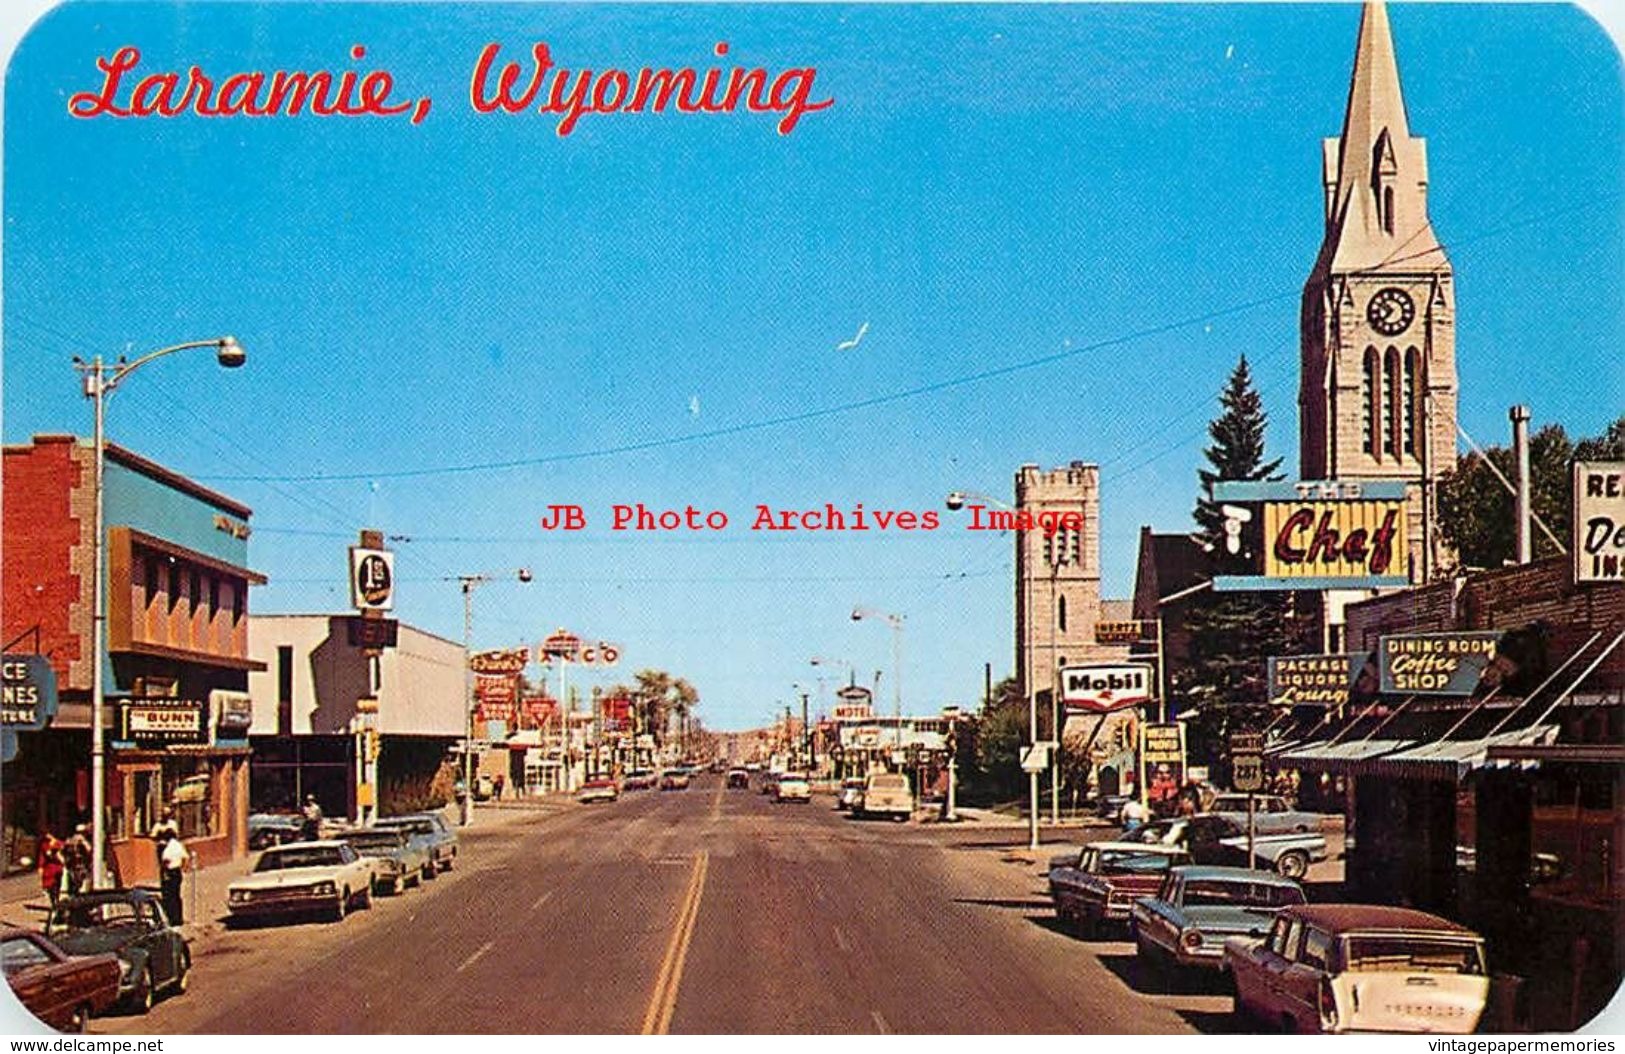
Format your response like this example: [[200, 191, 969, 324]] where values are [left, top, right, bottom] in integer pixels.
[[1378, 632, 1498, 695], [118, 700, 207, 746], [1266, 653, 1365, 708]]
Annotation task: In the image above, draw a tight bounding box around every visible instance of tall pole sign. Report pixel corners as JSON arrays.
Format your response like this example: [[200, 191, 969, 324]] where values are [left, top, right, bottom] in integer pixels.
[[350, 530, 393, 826]]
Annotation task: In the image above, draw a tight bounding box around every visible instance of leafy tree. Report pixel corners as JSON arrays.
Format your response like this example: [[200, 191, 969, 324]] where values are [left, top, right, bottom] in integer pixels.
[[961, 676, 1026, 804], [1436, 416, 1624, 570]]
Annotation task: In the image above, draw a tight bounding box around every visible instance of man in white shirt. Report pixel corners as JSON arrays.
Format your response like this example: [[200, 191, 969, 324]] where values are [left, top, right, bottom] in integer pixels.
[[159, 834, 188, 926], [1120, 796, 1151, 835]]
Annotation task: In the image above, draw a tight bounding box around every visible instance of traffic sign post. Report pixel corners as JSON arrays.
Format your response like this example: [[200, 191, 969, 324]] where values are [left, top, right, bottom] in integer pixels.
[[1230, 731, 1265, 866]]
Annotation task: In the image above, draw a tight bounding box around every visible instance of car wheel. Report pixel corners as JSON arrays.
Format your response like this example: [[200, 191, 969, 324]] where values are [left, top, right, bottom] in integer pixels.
[[357, 884, 373, 910], [334, 890, 348, 922], [1077, 910, 1099, 939], [133, 965, 156, 1013], [891, 812, 907, 823], [1276, 850, 1309, 879], [172, 949, 191, 996], [392, 875, 405, 896], [66, 1003, 91, 1033]]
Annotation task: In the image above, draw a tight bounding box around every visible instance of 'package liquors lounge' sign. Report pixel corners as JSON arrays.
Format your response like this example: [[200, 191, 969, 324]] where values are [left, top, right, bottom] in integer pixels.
[[1378, 633, 1498, 695], [1266, 654, 1365, 708]]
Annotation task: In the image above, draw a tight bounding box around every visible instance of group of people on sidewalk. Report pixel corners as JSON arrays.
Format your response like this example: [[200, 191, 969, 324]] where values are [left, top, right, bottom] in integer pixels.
[[36, 809, 190, 926]]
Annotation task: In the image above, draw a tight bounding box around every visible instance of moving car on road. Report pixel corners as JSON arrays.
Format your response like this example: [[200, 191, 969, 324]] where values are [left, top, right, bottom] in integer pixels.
[[227, 841, 378, 924], [2, 927, 120, 1032], [854, 772, 913, 822], [623, 770, 657, 791], [774, 773, 812, 803], [1226, 904, 1490, 1034], [1047, 842, 1191, 937], [660, 769, 692, 791], [725, 768, 751, 789], [45, 888, 190, 1014], [835, 777, 866, 811], [579, 777, 620, 804], [336, 826, 428, 895], [1124, 816, 1327, 878], [376, 812, 459, 873], [1130, 865, 1305, 978]]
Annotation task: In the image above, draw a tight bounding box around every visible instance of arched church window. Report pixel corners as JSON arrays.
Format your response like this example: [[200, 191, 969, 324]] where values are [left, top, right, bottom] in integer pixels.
[[1385, 347, 1402, 457], [1363, 347, 1379, 456], [1402, 348, 1420, 457]]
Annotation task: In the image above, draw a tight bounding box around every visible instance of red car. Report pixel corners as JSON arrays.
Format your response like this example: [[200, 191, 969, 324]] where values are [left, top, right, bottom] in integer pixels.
[[2, 927, 120, 1032]]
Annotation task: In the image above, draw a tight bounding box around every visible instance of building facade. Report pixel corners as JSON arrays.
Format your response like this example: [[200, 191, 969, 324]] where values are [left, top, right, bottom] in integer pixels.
[[2, 435, 263, 881], [1013, 462, 1126, 707], [245, 614, 465, 820]]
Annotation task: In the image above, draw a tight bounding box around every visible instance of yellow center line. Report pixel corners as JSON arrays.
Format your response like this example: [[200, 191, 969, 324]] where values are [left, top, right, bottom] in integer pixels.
[[640, 850, 709, 1035]]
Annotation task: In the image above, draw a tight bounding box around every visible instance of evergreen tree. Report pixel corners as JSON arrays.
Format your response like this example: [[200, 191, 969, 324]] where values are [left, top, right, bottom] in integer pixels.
[[1194, 355, 1283, 545], [1177, 356, 1302, 763]]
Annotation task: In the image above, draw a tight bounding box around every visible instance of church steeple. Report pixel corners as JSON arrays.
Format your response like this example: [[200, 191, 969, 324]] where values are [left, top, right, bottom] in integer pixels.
[[1299, 0, 1458, 579], [1315, 1, 1445, 275]]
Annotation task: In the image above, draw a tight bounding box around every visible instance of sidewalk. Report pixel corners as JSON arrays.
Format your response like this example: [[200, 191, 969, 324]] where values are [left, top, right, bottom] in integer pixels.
[[0, 800, 558, 934]]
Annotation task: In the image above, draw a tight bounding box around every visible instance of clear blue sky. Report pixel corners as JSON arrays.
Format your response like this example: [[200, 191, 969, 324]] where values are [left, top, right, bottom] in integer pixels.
[[5, 3, 1621, 731]]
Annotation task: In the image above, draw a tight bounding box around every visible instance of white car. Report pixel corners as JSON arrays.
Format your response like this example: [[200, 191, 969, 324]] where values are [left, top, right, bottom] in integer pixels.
[[227, 841, 378, 924], [774, 774, 812, 803], [1226, 903, 1489, 1034]]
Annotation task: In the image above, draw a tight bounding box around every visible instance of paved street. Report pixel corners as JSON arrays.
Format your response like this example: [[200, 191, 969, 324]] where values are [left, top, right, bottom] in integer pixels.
[[95, 780, 1230, 1035]]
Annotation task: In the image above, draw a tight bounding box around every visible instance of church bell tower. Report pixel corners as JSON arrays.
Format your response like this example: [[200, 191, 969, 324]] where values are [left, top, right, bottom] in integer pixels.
[[1300, 2, 1458, 579]]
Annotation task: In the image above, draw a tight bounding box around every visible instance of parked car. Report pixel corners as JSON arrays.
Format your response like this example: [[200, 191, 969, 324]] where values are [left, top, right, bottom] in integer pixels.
[[1226, 904, 1490, 1034], [758, 772, 780, 795], [336, 826, 428, 895], [725, 768, 751, 789], [1125, 816, 1327, 878], [835, 777, 867, 811], [227, 841, 378, 924], [660, 769, 692, 791], [579, 777, 620, 804], [248, 812, 305, 850], [855, 773, 913, 822], [1130, 865, 1305, 977], [1048, 842, 1192, 937], [376, 812, 458, 873], [1206, 794, 1324, 835], [1, 927, 120, 1032], [44, 889, 190, 1014], [623, 771, 657, 791], [774, 774, 812, 803]]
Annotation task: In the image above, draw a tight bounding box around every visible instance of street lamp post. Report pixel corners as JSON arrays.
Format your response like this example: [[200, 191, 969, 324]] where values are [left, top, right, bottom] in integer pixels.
[[851, 607, 904, 758], [76, 337, 245, 890], [947, 489, 1041, 850], [454, 569, 532, 826]]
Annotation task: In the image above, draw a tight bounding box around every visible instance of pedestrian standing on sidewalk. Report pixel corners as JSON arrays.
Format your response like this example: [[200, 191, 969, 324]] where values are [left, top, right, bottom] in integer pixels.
[[493, 773, 505, 801], [62, 825, 92, 897], [37, 829, 65, 910], [150, 808, 179, 872], [159, 831, 188, 926]]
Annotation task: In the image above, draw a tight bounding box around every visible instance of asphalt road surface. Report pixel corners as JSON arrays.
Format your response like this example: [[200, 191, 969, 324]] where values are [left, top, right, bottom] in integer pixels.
[[99, 779, 1232, 1034]]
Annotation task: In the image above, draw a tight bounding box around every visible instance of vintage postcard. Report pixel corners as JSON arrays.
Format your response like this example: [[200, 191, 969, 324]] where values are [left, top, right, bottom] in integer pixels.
[[2, 0, 1621, 1038]]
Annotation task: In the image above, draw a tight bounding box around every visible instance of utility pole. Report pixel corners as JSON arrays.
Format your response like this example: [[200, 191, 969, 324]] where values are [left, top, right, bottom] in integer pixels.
[[801, 691, 811, 771]]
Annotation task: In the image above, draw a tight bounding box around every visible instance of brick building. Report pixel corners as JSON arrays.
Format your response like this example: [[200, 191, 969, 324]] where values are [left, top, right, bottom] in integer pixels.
[[2, 435, 263, 881], [1277, 557, 1623, 1029]]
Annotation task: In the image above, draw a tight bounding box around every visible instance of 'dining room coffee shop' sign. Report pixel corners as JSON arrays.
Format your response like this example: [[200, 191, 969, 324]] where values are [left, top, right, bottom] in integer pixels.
[[1378, 633, 1498, 695]]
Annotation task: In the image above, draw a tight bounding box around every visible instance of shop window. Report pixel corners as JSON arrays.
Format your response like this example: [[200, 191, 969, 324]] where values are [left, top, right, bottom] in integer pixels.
[[163, 760, 216, 841], [128, 770, 160, 840]]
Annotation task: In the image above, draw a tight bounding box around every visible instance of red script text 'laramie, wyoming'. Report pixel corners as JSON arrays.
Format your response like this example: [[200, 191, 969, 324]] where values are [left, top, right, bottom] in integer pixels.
[[65, 41, 836, 137]]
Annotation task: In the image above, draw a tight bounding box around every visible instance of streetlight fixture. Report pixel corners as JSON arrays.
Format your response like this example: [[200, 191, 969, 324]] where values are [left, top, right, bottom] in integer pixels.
[[946, 488, 1043, 850], [75, 336, 245, 889], [452, 568, 532, 826], [850, 607, 904, 761]]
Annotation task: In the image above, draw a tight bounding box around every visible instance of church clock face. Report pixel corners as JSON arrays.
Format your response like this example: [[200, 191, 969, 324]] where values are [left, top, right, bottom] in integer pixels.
[[1366, 287, 1416, 337]]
